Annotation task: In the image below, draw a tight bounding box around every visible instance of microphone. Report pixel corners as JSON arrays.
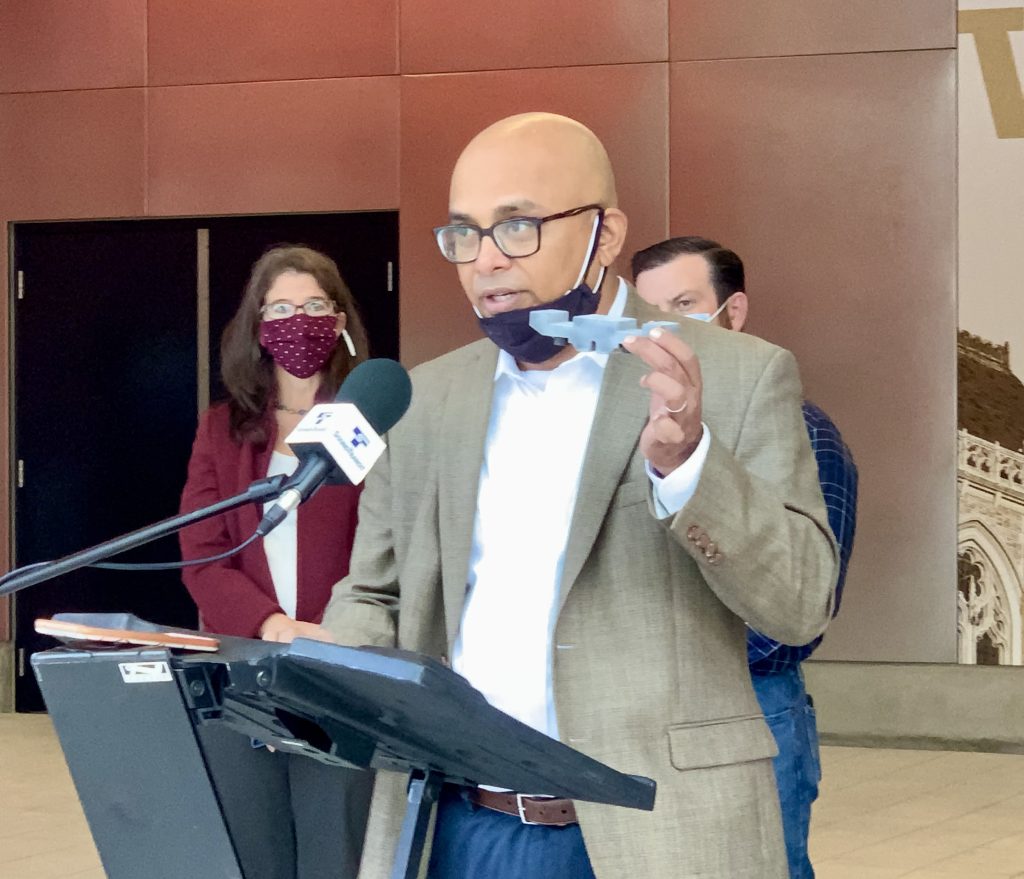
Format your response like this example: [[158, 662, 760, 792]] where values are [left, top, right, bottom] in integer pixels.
[[257, 359, 412, 536]]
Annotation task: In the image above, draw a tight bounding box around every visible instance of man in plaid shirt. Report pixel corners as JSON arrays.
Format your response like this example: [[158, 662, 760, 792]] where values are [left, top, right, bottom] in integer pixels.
[[632, 236, 857, 879]]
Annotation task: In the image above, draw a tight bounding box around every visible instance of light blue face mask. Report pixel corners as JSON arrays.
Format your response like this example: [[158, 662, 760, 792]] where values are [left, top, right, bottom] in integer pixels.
[[684, 295, 731, 323]]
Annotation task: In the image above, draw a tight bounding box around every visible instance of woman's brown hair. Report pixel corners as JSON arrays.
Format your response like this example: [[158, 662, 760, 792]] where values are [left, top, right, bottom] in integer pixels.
[[220, 244, 369, 444]]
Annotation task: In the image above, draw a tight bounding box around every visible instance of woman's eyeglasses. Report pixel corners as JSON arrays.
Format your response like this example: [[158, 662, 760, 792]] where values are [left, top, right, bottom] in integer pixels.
[[260, 298, 336, 320]]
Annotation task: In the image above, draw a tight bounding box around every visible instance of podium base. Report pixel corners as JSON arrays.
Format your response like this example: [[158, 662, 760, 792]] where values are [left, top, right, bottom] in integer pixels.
[[392, 769, 444, 879]]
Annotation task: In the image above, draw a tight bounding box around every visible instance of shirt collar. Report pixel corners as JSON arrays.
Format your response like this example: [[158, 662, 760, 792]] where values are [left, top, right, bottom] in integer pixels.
[[494, 277, 629, 383]]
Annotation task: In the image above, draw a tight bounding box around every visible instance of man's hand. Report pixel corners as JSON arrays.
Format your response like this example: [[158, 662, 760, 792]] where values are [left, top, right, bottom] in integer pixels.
[[623, 327, 704, 477], [259, 613, 336, 644]]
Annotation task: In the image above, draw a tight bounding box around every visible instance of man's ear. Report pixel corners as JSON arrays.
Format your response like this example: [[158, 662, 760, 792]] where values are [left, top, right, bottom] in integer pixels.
[[726, 291, 749, 332], [596, 207, 628, 267]]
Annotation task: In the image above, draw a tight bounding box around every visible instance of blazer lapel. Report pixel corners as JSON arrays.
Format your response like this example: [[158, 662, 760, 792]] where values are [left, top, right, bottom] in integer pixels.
[[237, 417, 276, 541], [556, 285, 663, 611], [438, 343, 499, 648], [558, 346, 649, 613]]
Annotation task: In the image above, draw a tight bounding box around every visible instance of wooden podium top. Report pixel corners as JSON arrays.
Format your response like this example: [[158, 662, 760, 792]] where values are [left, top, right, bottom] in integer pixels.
[[35, 617, 220, 652]]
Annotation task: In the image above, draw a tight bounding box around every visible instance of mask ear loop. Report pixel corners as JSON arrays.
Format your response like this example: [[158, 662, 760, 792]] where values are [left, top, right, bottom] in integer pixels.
[[340, 328, 357, 358], [709, 293, 732, 323], [572, 212, 605, 290]]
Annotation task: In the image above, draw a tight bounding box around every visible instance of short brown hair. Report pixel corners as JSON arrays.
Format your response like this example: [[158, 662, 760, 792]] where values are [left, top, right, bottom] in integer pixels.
[[631, 236, 745, 306], [220, 245, 368, 443]]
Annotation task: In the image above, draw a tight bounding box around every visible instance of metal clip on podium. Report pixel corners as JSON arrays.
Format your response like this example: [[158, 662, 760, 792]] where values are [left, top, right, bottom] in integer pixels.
[[33, 614, 657, 879]]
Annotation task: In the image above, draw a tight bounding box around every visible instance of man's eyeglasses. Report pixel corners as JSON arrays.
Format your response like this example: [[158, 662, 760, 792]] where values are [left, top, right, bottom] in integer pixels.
[[260, 298, 336, 320], [433, 204, 603, 265]]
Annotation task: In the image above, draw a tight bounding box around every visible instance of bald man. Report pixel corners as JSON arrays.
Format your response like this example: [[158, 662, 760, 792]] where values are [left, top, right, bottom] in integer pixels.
[[322, 113, 838, 879]]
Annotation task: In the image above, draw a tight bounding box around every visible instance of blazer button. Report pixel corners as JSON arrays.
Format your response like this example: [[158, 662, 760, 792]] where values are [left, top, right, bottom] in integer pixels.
[[697, 534, 710, 550], [705, 541, 717, 556], [687, 525, 701, 542], [708, 552, 724, 565]]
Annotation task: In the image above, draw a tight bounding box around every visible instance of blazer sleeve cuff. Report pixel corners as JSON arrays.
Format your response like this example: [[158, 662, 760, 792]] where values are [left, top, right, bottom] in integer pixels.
[[646, 424, 711, 517], [322, 594, 397, 648]]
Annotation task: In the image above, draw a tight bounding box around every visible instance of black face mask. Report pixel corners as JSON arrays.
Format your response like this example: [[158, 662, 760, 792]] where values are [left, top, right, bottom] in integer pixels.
[[477, 212, 606, 365]]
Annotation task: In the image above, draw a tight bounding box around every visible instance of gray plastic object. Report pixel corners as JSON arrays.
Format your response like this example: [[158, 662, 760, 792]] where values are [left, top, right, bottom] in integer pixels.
[[529, 311, 678, 354]]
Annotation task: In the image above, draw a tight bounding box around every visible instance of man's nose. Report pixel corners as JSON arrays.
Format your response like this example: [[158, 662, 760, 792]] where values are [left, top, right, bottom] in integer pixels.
[[473, 234, 513, 275]]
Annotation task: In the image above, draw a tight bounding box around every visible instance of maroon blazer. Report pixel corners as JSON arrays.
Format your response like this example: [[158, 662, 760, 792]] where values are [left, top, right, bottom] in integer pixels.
[[178, 403, 361, 638]]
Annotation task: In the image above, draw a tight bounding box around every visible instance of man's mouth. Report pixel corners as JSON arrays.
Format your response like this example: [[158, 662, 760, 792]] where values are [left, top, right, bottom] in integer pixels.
[[480, 289, 527, 315]]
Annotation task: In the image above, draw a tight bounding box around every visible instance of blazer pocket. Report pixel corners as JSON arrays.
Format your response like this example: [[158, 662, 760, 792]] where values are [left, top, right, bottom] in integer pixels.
[[667, 714, 778, 771], [613, 480, 649, 509]]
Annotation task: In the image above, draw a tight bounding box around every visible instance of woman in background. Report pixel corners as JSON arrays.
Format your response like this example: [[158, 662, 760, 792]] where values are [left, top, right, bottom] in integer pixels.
[[179, 244, 373, 879]]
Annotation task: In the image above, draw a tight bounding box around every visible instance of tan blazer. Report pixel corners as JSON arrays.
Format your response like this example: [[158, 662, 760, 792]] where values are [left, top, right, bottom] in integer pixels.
[[323, 289, 838, 879]]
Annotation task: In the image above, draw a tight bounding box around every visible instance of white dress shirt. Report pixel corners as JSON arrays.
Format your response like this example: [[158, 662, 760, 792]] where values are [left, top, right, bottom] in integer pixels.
[[263, 451, 299, 619], [452, 278, 711, 740]]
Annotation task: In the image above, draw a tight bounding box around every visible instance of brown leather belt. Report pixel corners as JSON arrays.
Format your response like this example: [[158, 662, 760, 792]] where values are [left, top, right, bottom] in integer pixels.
[[467, 788, 578, 826]]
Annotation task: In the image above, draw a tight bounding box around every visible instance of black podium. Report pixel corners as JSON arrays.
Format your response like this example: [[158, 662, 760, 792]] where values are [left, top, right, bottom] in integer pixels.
[[32, 614, 656, 879]]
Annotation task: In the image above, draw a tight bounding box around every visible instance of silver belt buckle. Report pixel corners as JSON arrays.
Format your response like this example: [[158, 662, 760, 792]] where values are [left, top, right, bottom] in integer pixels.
[[515, 793, 548, 825]]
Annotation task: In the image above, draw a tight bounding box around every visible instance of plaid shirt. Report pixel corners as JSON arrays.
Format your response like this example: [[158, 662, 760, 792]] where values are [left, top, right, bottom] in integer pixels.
[[747, 401, 858, 674]]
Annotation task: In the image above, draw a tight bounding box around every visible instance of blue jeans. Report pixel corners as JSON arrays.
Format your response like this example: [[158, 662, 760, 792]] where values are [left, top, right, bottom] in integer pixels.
[[752, 665, 821, 879], [427, 786, 596, 879]]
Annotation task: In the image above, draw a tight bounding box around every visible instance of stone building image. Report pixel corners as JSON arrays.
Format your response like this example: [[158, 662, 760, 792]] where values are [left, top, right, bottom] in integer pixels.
[[957, 331, 1024, 665]]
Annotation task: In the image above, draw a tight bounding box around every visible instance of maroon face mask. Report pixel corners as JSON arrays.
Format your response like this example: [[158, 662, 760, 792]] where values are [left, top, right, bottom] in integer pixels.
[[259, 313, 339, 379]]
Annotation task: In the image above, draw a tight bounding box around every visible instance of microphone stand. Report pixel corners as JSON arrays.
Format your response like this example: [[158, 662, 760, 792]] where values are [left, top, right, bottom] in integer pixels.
[[0, 475, 288, 598]]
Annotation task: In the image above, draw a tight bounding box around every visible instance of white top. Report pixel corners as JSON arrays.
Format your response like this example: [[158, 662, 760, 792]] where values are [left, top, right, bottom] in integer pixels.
[[452, 278, 711, 741], [264, 451, 300, 619]]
